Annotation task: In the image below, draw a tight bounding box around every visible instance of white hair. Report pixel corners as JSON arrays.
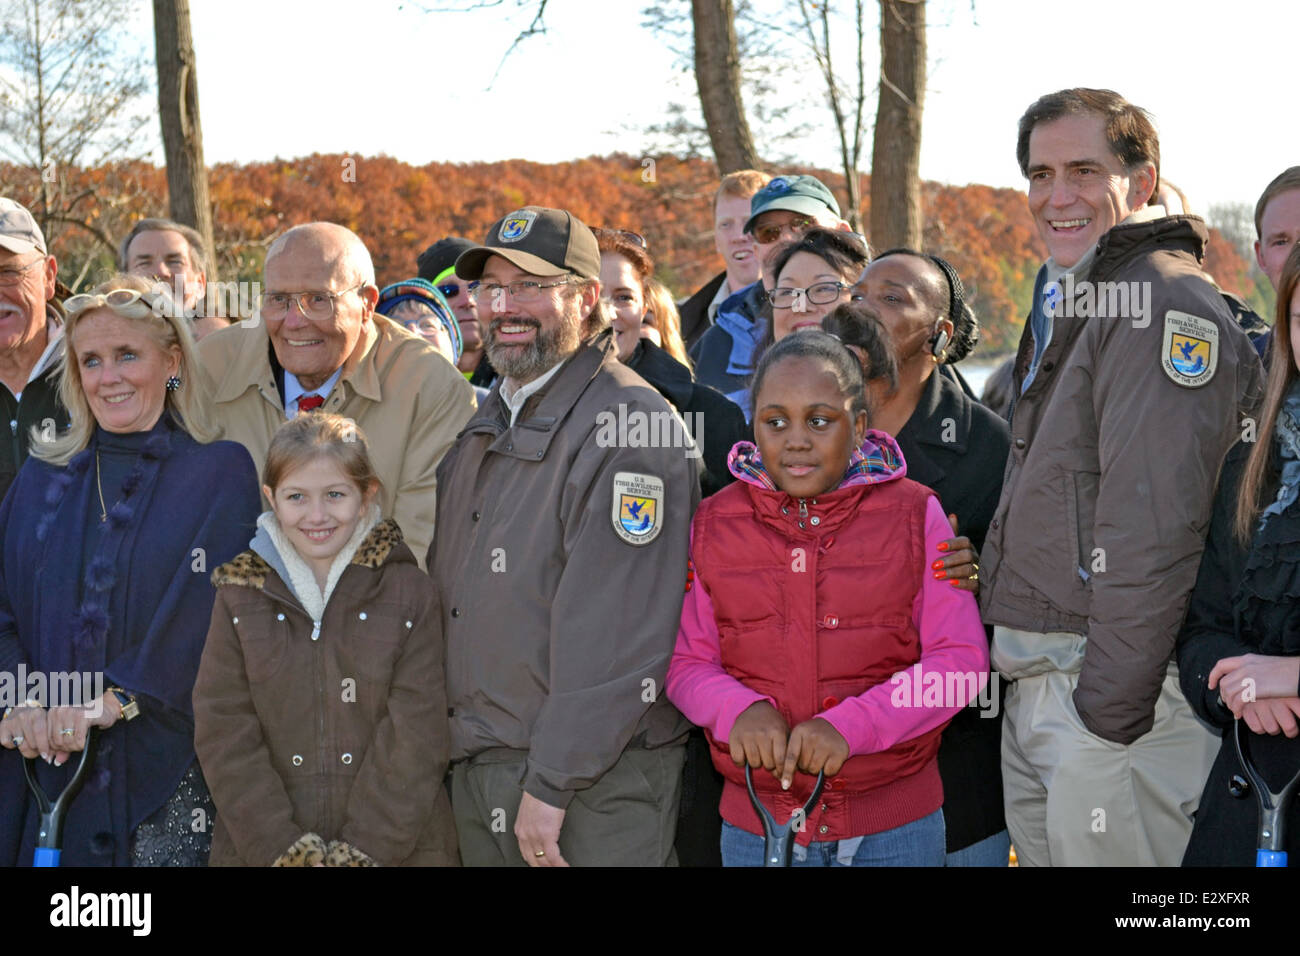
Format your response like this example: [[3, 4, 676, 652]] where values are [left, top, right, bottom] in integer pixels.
[[266, 222, 376, 288]]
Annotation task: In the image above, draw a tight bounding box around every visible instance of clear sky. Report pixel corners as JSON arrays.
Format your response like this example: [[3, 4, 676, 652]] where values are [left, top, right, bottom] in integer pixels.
[[122, 0, 1297, 217]]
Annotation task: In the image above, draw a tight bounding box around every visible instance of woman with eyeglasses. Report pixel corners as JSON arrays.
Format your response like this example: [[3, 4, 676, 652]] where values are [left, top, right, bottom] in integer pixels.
[[725, 227, 869, 422], [827, 253, 1013, 867], [0, 274, 261, 866]]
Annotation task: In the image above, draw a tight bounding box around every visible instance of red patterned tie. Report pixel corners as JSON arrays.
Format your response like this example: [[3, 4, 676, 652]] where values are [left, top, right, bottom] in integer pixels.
[[297, 394, 325, 413]]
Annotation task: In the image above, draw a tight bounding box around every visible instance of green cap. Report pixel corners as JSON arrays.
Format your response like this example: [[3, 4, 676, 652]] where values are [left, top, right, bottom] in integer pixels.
[[743, 175, 841, 234]]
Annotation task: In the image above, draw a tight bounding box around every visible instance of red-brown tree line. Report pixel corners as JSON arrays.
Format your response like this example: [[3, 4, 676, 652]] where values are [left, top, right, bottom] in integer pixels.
[[0, 153, 1264, 356]]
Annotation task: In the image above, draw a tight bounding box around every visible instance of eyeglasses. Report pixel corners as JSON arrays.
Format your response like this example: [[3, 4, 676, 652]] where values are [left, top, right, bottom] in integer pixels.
[[768, 281, 851, 310], [597, 228, 648, 250], [401, 317, 447, 335], [752, 215, 816, 245], [470, 277, 574, 305], [65, 287, 165, 320], [0, 259, 42, 287], [259, 283, 365, 320]]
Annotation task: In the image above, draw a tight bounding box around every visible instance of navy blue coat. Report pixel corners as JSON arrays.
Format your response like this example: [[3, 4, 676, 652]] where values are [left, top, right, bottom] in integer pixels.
[[0, 414, 259, 866]]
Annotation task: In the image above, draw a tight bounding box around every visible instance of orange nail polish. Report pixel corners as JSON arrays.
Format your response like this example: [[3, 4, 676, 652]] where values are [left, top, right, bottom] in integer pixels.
[[936, 542, 950, 552], [931, 560, 945, 571], [933, 570, 946, 579], [949, 579, 961, 587]]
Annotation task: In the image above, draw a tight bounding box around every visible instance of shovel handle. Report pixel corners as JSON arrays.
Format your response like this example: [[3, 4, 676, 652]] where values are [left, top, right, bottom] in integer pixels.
[[745, 764, 826, 867], [1233, 719, 1300, 866], [23, 726, 98, 861]]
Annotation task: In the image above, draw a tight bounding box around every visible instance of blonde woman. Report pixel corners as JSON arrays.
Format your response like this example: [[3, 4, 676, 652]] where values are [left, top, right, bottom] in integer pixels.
[[0, 274, 260, 866]]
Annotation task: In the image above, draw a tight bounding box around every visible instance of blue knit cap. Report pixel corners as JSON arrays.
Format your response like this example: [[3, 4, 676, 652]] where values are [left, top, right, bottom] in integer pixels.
[[376, 277, 463, 363]]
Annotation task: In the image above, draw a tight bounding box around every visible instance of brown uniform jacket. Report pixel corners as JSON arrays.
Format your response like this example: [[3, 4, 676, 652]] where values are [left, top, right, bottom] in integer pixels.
[[194, 519, 458, 866], [979, 215, 1264, 744], [430, 332, 699, 809], [195, 314, 476, 568]]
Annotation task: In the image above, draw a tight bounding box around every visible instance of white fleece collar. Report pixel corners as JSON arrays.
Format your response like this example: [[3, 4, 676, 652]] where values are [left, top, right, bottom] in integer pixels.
[[256, 502, 382, 622]]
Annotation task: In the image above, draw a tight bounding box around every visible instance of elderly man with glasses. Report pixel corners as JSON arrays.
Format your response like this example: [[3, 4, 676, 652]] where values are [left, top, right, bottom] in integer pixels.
[[0, 197, 70, 499], [195, 221, 476, 568]]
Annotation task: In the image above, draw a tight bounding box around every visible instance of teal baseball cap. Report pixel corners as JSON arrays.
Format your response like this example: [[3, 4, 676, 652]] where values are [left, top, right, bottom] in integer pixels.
[[743, 175, 841, 234]]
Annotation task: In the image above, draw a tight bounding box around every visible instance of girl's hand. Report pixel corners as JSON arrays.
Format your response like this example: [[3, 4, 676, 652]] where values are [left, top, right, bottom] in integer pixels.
[[1239, 698, 1300, 737], [46, 694, 121, 767], [728, 701, 790, 776], [935, 514, 980, 595], [1209, 654, 1300, 712], [779, 717, 849, 790]]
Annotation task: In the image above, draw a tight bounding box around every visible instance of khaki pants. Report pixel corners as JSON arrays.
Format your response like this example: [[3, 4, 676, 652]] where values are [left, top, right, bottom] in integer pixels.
[[449, 745, 685, 867], [993, 628, 1216, 867]]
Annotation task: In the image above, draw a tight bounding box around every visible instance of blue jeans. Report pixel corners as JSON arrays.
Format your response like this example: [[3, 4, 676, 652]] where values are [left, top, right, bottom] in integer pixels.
[[944, 828, 1011, 867], [720, 809, 945, 867]]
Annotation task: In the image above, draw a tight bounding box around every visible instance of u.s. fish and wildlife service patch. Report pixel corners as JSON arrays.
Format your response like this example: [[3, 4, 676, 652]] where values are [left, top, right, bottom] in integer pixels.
[[1161, 310, 1218, 388], [612, 472, 664, 546], [498, 210, 537, 243]]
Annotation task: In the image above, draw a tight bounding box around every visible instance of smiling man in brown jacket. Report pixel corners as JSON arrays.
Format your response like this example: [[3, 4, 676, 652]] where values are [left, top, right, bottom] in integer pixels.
[[431, 206, 698, 867], [979, 89, 1264, 867]]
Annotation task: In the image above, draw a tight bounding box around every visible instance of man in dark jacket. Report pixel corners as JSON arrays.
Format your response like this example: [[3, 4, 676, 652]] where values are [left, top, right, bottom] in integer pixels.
[[0, 197, 68, 499], [979, 89, 1264, 867], [432, 206, 699, 866], [678, 169, 769, 351]]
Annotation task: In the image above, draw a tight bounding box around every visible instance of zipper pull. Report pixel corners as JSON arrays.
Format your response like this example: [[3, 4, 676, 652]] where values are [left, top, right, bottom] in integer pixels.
[[310, 620, 321, 642], [798, 498, 807, 529]]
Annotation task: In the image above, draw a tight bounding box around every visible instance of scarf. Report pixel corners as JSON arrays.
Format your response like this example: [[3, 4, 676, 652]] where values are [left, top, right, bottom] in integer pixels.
[[1260, 381, 1300, 530]]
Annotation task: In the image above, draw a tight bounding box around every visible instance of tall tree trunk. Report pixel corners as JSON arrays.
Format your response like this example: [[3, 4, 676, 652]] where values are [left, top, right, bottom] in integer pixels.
[[152, 0, 215, 277], [692, 0, 761, 174], [870, 0, 924, 250]]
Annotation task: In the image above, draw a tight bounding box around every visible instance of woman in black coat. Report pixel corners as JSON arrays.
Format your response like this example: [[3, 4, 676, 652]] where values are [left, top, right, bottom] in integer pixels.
[[830, 249, 1012, 866], [1178, 245, 1300, 866]]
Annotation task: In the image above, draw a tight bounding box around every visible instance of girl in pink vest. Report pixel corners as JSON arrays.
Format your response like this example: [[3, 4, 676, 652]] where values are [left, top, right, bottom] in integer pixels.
[[667, 328, 989, 866]]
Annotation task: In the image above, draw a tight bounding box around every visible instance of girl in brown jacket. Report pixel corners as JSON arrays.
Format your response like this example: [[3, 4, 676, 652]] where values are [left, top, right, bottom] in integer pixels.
[[193, 413, 458, 866]]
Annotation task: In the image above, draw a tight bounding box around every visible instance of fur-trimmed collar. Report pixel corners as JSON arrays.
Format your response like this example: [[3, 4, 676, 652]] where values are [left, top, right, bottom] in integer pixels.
[[212, 517, 405, 590]]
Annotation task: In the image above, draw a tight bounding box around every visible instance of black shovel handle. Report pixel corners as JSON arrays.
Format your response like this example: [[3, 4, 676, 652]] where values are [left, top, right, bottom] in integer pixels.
[[1233, 718, 1300, 866], [23, 726, 98, 856], [745, 764, 826, 867]]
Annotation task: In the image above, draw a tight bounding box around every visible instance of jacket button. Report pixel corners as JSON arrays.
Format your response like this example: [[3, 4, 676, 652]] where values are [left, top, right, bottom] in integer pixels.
[[231, 617, 238, 625], [822, 696, 839, 709], [1014, 438, 1026, 449], [821, 616, 839, 629], [818, 825, 828, 835], [358, 611, 367, 621], [276, 613, 285, 622], [292, 755, 303, 766], [810, 516, 820, 526], [820, 803, 828, 812], [536, 451, 543, 459], [451, 608, 461, 618], [341, 753, 353, 765], [472, 511, 480, 521], [405, 620, 413, 629], [505, 443, 513, 452], [447, 707, 456, 717]]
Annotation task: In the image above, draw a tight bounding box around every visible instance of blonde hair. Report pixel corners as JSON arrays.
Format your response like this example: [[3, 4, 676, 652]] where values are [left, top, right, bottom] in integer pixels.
[[1236, 241, 1300, 542], [34, 273, 216, 465], [716, 169, 771, 204], [644, 277, 691, 369], [263, 412, 381, 500]]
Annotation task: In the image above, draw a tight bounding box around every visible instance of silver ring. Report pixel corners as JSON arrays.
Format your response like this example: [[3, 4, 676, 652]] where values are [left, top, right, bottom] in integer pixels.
[[11, 735, 22, 746], [60, 728, 74, 737]]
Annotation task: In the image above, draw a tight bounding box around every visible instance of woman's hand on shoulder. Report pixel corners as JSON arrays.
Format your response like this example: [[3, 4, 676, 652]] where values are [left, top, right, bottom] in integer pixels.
[[780, 717, 849, 790], [1209, 654, 1300, 713], [728, 701, 789, 777], [935, 514, 980, 595]]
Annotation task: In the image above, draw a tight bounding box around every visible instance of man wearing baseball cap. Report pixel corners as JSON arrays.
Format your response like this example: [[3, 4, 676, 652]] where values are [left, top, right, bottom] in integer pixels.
[[690, 174, 852, 402], [0, 197, 69, 498], [417, 236, 490, 382], [431, 205, 698, 866]]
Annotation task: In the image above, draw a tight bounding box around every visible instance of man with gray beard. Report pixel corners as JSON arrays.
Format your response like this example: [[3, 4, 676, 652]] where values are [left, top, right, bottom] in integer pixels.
[[431, 206, 699, 866]]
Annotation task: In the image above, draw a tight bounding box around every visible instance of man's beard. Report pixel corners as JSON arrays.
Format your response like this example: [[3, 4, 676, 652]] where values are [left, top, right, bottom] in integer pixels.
[[485, 309, 582, 384]]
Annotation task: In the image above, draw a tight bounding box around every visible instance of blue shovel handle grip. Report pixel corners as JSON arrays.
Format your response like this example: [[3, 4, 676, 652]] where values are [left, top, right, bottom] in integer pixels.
[[1257, 849, 1287, 867], [32, 847, 60, 868]]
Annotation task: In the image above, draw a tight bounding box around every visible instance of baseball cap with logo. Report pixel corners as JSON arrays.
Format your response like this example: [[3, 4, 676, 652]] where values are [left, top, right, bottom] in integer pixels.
[[0, 197, 47, 257], [743, 175, 842, 235], [455, 206, 601, 282]]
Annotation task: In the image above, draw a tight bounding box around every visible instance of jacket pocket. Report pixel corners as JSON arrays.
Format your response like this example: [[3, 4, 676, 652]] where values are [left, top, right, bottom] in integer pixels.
[[341, 605, 407, 685], [1070, 470, 1100, 587], [235, 610, 291, 684]]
